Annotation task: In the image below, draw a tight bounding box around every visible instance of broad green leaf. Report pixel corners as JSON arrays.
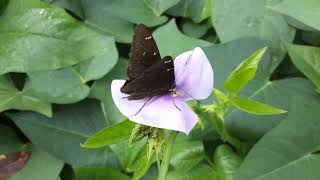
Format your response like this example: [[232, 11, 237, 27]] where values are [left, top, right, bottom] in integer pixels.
[[167, 164, 218, 180], [288, 45, 320, 91], [89, 59, 128, 124], [202, 38, 317, 142], [231, 97, 287, 115], [0, 75, 51, 116], [212, 0, 295, 64], [268, 0, 320, 31], [49, 0, 84, 18], [144, 0, 180, 16], [167, 0, 211, 23], [235, 96, 320, 180], [182, 20, 209, 38], [224, 47, 267, 95], [93, 0, 167, 27], [226, 78, 319, 142], [8, 99, 120, 167], [153, 19, 211, 57], [82, 120, 135, 148], [9, 145, 64, 180], [214, 145, 242, 180], [28, 69, 90, 104], [27, 43, 118, 104], [0, 125, 23, 155], [75, 167, 130, 180], [0, 0, 116, 75], [171, 135, 205, 172], [202, 37, 271, 104], [284, 16, 316, 31], [81, 0, 134, 43]]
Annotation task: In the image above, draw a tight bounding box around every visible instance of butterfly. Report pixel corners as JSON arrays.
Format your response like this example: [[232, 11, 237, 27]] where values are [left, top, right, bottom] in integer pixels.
[[120, 24, 175, 101]]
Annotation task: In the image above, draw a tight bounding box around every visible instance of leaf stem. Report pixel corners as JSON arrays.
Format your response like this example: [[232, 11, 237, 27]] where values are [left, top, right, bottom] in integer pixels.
[[157, 131, 178, 180]]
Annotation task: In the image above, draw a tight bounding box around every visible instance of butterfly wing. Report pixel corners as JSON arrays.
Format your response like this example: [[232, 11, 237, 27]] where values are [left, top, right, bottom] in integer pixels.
[[121, 57, 175, 100], [127, 24, 161, 79]]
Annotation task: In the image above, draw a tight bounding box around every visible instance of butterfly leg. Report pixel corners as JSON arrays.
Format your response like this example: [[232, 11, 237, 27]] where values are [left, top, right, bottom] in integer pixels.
[[134, 97, 153, 116], [170, 96, 181, 112]]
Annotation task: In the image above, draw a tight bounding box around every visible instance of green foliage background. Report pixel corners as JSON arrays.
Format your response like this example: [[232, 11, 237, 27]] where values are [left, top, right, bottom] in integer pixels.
[[1, 0, 320, 179]]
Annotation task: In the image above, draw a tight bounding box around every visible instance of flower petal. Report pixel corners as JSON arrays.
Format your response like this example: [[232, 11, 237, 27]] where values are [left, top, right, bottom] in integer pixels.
[[111, 80, 198, 134], [174, 47, 214, 100]]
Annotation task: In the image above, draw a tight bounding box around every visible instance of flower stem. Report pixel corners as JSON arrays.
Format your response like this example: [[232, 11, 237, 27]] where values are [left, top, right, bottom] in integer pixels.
[[157, 131, 178, 180]]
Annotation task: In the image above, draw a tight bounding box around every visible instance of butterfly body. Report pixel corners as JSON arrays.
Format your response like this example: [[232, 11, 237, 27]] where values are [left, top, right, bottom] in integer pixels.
[[121, 24, 175, 101]]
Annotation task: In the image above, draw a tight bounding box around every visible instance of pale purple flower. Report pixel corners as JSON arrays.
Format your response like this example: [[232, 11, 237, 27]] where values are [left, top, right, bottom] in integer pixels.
[[111, 47, 214, 135]]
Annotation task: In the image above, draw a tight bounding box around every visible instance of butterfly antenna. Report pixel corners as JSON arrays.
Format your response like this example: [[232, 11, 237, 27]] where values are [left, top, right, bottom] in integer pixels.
[[134, 97, 152, 116]]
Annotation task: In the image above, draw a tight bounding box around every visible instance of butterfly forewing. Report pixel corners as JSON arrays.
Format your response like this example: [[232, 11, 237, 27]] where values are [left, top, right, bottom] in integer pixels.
[[121, 24, 175, 101], [121, 57, 175, 100], [128, 24, 161, 79]]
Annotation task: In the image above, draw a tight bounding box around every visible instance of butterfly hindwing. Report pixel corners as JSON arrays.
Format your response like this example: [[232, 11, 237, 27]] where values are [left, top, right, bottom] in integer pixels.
[[121, 56, 175, 100], [127, 24, 161, 79]]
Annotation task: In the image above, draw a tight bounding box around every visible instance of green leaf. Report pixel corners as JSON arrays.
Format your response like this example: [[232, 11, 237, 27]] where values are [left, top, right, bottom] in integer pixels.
[[235, 96, 320, 180], [0, 125, 23, 155], [231, 97, 287, 115], [8, 99, 120, 167], [92, 0, 167, 27], [288, 45, 320, 91], [153, 19, 211, 57], [27, 43, 118, 104], [214, 145, 242, 180], [212, 0, 295, 64], [8, 145, 64, 180], [27, 69, 90, 104], [50, 0, 84, 18], [268, 0, 320, 31], [75, 167, 131, 180], [0, 75, 51, 116], [167, 0, 211, 23], [226, 78, 319, 142], [167, 164, 218, 180], [144, 0, 180, 16], [202, 37, 272, 104], [202, 38, 318, 142], [89, 59, 128, 124], [110, 140, 147, 172], [0, 0, 116, 75], [213, 88, 228, 104], [132, 148, 154, 180], [82, 120, 135, 148], [171, 135, 205, 172], [224, 47, 267, 95], [81, 0, 134, 43], [182, 20, 209, 38]]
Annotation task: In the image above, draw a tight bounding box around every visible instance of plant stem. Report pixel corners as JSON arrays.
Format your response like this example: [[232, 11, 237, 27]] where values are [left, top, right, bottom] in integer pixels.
[[157, 131, 178, 180]]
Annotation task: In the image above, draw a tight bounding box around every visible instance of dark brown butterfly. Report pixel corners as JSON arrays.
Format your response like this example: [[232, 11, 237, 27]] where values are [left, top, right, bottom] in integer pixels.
[[120, 24, 175, 100]]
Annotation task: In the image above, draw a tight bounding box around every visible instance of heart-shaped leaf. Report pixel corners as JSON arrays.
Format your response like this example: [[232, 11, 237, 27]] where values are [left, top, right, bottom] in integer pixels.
[[0, 75, 51, 116], [212, 0, 295, 64], [268, 0, 320, 31], [153, 19, 211, 57], [235, 94, 320, 180], [0, 0, 115, 75], [288, 44, 320, 91], [8, 99, 120, 167]]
